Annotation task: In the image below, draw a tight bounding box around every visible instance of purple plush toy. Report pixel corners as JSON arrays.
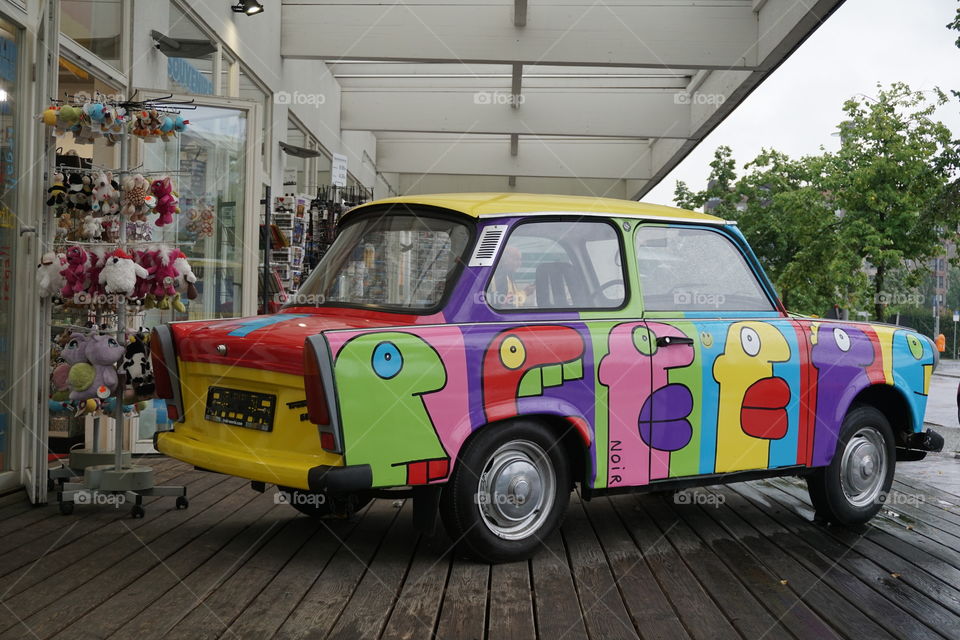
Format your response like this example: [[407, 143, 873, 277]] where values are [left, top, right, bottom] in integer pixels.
[[72, 333, 127, 401]]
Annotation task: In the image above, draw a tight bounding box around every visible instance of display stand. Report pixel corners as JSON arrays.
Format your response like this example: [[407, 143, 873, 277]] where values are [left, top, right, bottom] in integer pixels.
[[51, 95, 189, 517]]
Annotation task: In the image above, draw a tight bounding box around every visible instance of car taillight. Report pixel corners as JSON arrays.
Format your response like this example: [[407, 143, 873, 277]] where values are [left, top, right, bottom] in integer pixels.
[[151, 326, 184, 423], [304, 335, 341, 453], [151, 329, 173, 399]]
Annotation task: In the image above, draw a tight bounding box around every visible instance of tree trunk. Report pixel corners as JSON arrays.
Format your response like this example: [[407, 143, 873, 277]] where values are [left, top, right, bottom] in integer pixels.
[[874, 265, 886, 323]]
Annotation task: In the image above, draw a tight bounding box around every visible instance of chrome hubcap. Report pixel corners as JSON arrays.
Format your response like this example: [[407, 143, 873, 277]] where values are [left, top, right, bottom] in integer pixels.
[[477, 440, 554, 540], [840, 427, 887, 507]]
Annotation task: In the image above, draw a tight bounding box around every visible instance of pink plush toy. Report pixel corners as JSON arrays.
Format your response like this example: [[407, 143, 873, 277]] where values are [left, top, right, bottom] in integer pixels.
[[85, 247, 108, 301], [100, 248, 149, 298], [150, 248, 181, 309], [150, 177, 179, 227], [133, 248, 160, 301], [60, 246, 89, 297]]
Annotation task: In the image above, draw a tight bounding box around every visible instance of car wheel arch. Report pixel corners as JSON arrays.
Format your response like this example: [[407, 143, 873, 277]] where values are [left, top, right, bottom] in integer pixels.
[[456, 414, 590, 488], [848, 384, 915, 445]]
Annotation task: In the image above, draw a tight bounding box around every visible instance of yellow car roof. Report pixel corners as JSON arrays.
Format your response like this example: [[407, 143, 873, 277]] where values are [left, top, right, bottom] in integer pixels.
[[345, 193, 724, 223]]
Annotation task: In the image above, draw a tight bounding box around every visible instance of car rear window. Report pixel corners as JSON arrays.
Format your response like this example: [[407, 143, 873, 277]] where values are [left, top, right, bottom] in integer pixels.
[[289, 210, 471, 312]]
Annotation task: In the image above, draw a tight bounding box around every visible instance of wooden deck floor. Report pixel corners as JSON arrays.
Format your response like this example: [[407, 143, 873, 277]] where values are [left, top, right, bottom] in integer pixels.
[[2, 456, 960, 639]]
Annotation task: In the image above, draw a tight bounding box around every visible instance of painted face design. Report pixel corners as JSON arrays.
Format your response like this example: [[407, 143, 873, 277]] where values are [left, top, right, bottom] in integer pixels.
[[809, 324, 875, 466], [482, 325, 584, 423], [894, 330, 932, 399], [713, 322, 791, 472], [599, 322, 694, 487], [335, 332, 449, 486]]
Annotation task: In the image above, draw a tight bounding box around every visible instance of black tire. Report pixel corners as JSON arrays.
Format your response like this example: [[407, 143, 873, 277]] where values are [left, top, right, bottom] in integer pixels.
[[175, 496, 189, 510], [440, 420, 571, 563], [130, 504, 145, 519], [278, 487, 371, 518], [807, 405, 895, 525], [59, 499, 74, 515]]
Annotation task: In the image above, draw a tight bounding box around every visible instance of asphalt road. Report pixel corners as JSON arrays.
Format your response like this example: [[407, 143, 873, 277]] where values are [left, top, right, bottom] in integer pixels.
[[924, 358, 959, 452]]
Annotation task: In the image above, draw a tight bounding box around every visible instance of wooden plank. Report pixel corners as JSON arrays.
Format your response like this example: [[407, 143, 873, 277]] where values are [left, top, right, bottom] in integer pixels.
[[433, 555, 490, 640], [563, 494, 640, 640], [664, 491, 839, 640], [770, 478, 960, 589], [694, 485, 896, 640], [327, 501, 421, 640], [157, 511, 328, 640], [760, 478, 960, 622], [487, 560, 536, 640], [380, 535, 451, 640], [891, 480, 960, 526], [216, 508, 372, 639], [0, 464, 205, 561], [714, 483, 935, 640], [638, 492, 791, 639], [609, 494, 739, 640], [272, 499, 404, 640], [578, 497, 688, 640], [735, 481, 958, 639], [530, 532, 588, 640], [0, 479, 267, 639], [0, 471, 230, 596], [57, 498, 312, 640]]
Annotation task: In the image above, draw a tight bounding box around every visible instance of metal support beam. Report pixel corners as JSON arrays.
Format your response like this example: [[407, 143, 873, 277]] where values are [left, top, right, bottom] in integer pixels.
[[510, 134, 519, 157], [341, 89, 691, 138], [376, 136, 652, 180], [511, 63, 522, 109], [514, 0, 527, 28]]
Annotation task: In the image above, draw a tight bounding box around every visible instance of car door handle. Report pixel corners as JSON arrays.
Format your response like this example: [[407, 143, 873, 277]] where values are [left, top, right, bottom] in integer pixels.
[[656, 335, 694, 347]]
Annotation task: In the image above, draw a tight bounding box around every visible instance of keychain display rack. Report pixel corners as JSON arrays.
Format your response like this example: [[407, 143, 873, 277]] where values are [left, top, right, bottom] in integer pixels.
[[45, 94, 193, 517]]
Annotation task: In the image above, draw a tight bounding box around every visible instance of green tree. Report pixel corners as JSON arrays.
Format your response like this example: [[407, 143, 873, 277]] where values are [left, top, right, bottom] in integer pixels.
[[823, 83, 960, 321]]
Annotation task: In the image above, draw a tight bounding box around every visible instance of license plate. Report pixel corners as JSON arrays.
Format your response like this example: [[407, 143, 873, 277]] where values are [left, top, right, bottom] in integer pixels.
[[205, 387, 277, 432]]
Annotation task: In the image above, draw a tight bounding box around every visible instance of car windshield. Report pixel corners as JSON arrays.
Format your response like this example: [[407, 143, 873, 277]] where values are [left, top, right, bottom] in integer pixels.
[[287, 210, 472, 312]]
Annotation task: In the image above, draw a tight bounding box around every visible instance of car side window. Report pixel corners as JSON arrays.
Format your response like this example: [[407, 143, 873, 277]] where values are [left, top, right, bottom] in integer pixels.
[[487, 220, 625, 310], [635, 225, 774, 312]]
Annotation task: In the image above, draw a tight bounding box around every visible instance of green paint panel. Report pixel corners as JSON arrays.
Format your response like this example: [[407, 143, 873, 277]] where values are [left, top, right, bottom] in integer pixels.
[[563, 359, 583, 380], [518, 369, 543, 397], [335, 332, 448, 487], [665, 320, 703, 477]]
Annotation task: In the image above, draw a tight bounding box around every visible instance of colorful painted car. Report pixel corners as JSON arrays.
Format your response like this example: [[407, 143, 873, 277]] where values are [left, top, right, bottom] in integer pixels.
[[152, 193, 944, 562]]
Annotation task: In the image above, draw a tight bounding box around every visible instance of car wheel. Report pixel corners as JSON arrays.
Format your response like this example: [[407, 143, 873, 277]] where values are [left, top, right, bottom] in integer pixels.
[[440, 420, 571, 563], [807, 405, 895, 525], [278, 487, 371, 518]]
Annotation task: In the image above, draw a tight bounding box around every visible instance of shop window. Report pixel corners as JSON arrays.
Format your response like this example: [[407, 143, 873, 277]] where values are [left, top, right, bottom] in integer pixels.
[[60, 0, 123, 71], [0, 17, 16, 472], [144, 104, 249, 321]]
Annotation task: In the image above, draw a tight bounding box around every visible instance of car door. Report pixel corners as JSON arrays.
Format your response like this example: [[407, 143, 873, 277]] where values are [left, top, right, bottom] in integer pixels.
[[634, 223, 805, 478]]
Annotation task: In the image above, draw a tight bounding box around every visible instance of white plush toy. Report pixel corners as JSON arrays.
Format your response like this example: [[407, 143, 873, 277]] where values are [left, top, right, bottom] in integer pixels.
[[37, 251, 66, 297], [81, 214, 102, 240], [171, 249, 198, 300], [99, 248, 148, 297]]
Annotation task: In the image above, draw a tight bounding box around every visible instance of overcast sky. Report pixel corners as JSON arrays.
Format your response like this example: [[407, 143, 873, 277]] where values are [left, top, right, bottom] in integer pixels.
[[644, 0, 960, 206]]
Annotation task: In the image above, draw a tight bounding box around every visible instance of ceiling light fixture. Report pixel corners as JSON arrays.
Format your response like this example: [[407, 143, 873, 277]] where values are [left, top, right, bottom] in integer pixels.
[[231, 0, 264, 16]]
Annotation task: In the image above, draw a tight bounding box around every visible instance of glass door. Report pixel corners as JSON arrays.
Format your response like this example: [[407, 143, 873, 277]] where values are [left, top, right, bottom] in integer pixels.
[[136, 92, 260, 452]]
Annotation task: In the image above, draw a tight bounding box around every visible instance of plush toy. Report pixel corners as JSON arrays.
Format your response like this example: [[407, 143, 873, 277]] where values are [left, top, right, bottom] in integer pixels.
[[41, 105, 59, 127], [171, 250, 198, 300], [85, 246, 108, 301], [100, 215, 120, 243], [150, 177, 179, 227], [62, 333, 95, 402], [121, 174, 156, 222], [50, 358, 72, 402], [71, 333, 126, 401], [121, 331, 154, 396], [173, 115, 189, 133], [150, 249, 181, 309], [55, 212, 73, 241], [99, 249, 148, 298], [132, 247, 159, 301], [91, 171, 120, 214], [60, 246, 89, 298], [56, 105, 82, 134], [37, 252, 66, 297], [46, 173, 68, 207], [67, 173, 92, 212], [80, 214, 101, 240], [83, 102, 106, 132]]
